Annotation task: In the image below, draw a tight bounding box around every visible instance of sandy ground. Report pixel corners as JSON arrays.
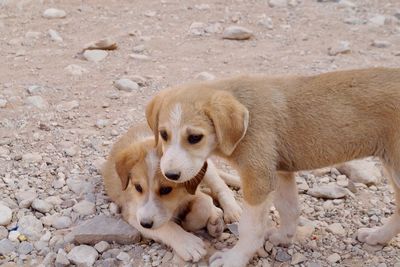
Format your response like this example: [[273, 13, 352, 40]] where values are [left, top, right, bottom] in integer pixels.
[[0, 0, 400, 266]]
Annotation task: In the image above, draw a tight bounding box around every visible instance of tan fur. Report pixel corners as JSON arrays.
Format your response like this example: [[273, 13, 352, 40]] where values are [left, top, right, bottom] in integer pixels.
[[146, 68, 400, 266]]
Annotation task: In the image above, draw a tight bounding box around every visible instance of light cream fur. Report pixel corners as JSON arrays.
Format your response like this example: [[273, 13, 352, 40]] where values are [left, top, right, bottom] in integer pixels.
[[102, 123, 241, 262], [146, 68, 400, 266]]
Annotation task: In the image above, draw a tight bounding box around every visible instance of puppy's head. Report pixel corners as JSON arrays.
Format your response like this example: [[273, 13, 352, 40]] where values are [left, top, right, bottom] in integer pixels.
[[146, 85, 249, 183], [115, 140, 189, 229]]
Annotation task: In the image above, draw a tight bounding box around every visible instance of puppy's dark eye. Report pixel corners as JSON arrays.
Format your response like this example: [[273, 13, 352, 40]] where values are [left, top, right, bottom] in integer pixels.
[[188, 134, 203, 144], [134, 184, 143, 193], [159, 186, 172, 195], [160, 130, 168, 141]]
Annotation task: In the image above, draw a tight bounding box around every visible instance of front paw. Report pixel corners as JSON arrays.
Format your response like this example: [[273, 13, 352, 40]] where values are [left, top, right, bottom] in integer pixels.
[[173, 233, 207, 262], [223, 201, 242, 224], [207, 207, 224, 238], [209, 249, 248, 267]]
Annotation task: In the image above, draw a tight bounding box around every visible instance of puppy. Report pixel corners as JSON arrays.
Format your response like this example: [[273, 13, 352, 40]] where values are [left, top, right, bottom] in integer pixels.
[[102, 123, 241, 262], [146, 68, 400, 267]]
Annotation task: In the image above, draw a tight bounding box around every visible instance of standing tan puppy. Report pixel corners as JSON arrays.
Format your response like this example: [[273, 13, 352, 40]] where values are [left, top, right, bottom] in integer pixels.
[[146, 68, 400, 267]]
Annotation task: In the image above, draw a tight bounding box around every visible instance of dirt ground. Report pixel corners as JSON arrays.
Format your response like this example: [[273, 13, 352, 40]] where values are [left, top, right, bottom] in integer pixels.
[[0, 0, 400, 266]]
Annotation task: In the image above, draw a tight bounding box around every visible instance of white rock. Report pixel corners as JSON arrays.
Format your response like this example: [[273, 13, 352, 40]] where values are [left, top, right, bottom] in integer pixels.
[[369, 15, 386, 26], [117, 251, 130, 262], [328, 41, 351, 56], [51, 216, 72, 229], [22, 153, 42, 163], [43, 8, 67, 19], [56, 100, 80, 112], [337, 159, 381, 186], [65, 64, 88, 76], [0, 204, 12, 226], [268, 0, 287, 8], [67, 245, 98, 266], [194, 4, 210, 10], [258, 16, 274, 29], [8, 230, 20, 242], [189, 22, 207, 36], [83, 38, 117, 51], [25, 96, 49, 109], [25, 31, 42, 39], [95, 119, 108, 128], [307, 185, 347, 199], [26, 85, 43, 94], [48, 29, 63, 42], [73, 200, 96, 216], [94, 241, 110, 253], [0, 98, 7, 108], [205, 23, 223, 34], [338, 0, 356, 8], [222, 26, 253, 40], [83, 49, 108, 62], [18, 215, 43, 240], [291, 253, 307, 265], [64, 147, 78, 157], [195, 72, 216, 81], [56, 249, 70, 267], [114, 79, 139, 92], [32, 199, 53, 213], [16, 190, 37, 208], [326, 222, 346, 236], [129, 53, 150, 60], [133, 44, 145, 53], [371, 40, 390, 48], [327, 253, 341, 263]]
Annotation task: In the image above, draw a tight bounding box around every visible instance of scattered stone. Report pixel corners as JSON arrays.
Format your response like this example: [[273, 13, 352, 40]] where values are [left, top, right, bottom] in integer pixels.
[[113, 79, 139, 92], [369, 15, 386, 26], [21, 153, 42, 163], [258, 16, 274, 29], [227, 222, 239, 236], [16, 190, 37, 208], [0, 98, 7, 108], [18, 241, 34, 255], [25, 96, 49, 109], [132, 44, 145, 53], [371, 40, 390, 48], [129, 53, 150, 60], [95, 119, 109, 128], [328, 41, 351, 56], [195, 72, 216, 81], [64, 146, 77, 157], [291, 253, 307, 265], [65, 64, 88, 76], [194, 4, 210, 10], [189, 22, 207, 36], [25, 31, 42, 39], [223, 26, 253, 40], [51, 216, 72, 229], [268, 0, 287, 8], [83, 49, 108, 62], [26, 85, 43, 94], [67, 245, 98, 266], [307, 185, 347, 199], [56, 100, 80, 112], [48, 29, 63, 42], [56, 249, 70, 267], [326, 223, 346, 236], [117, 251, 130, 262], [0, 226, 8, 239], [337, 159, 381, 186], [32, 199, 53, 213], [71, 215, 140, 245], [73, 200, 96, 216], [338, 0, 356, 8], [18, 215, 43, 240], [83, 38, 117, 51], [94, 241, 110, 253], [0, 204, 12, 226], [43, 8, 67, 19], [0, 238, 17, 255], [275, 249, 291, 262], [327, 253, 341, 263]]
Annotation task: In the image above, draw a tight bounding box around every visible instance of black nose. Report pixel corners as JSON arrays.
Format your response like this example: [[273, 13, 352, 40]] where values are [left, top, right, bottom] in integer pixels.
[[165, 171, 181, 180], [140, 221, 153, 229]]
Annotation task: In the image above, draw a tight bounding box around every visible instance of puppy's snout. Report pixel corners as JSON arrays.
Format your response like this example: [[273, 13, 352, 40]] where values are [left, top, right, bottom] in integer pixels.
[[164, 171, 181, 181], [140, 220, 154, 229]]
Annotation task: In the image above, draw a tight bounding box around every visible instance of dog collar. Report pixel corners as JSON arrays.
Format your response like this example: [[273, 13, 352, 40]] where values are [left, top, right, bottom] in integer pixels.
[[184, 161, 208, 195]]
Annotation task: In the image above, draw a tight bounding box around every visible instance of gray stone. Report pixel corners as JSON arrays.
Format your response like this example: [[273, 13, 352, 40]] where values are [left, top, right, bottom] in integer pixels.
[[116, 251, 130, 261], [67, 245, 98, 266], [66, 177, 93, 194], [25, 96, 49, 109], [26, 85, 43, 94], [65, 64, 88, 76], [307, 185, 347, 199], [48, 29, 63, 42], [291, 253, 307, 265], [369, 15, 386, 26], [129, 53, 150, 60], [94, 241, 110, 253], [227, 222, 239, 237], [328, 41, 351, 56], [18, 241, 33, 255], [189, 22, 207, 36], [268, 0, 287, 8], [114, 79, 139, 92], [55, 249, 70, 267], [195, 72, 216, 81], [43, 252, 57, 266], [18, 215, 43, 240], [56, 100, 79, 112], [0, 226, 8, 239], [371, 40, 391, 48], [337, 159, 381, 186], [43, 8, 67, 19], [326, 222, 346, 236], [327, 253, 341, 263], [32, 199, 53, 213], [0, 238, 17, 254], [95, 119, 108, 129], [0, 98, 7, 108], [0, 204, 12, 226], [16, 190, 37, 208], [258, 16, 273, 29], [73, 200, 96, 216], [51, 216, 72, 229], [83, 50, 108, 62], [275, 249, 291, 262], [22, 153, 42, 163], [222, 26, 253, 40], [71, 215, 140, 245], [84, 38, 117, 51]]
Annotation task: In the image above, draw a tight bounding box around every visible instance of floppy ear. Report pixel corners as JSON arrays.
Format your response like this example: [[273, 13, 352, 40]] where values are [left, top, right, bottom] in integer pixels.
[[146, 91, 167, 146], [205, 91, 249, 156], [115, 146, 144, 190]]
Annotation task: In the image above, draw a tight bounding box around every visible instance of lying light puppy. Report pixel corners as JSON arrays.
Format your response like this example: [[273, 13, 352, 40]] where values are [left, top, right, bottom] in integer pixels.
[[145, 68, 400, 267], [102, 124, 241, 262]]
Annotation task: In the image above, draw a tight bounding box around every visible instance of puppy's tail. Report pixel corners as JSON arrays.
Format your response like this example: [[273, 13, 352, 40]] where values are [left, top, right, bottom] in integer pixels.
[[218, 170, 241, 188]]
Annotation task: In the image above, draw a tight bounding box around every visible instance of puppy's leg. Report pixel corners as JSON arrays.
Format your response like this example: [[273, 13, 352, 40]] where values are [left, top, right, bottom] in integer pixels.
[[209, 167, 274, 267], [204, 161, 242, 223], [358, 164, 400, 245], [124, 210, 207, 262], [182, 192, 224, 238], [266, 171, 300, 246]]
